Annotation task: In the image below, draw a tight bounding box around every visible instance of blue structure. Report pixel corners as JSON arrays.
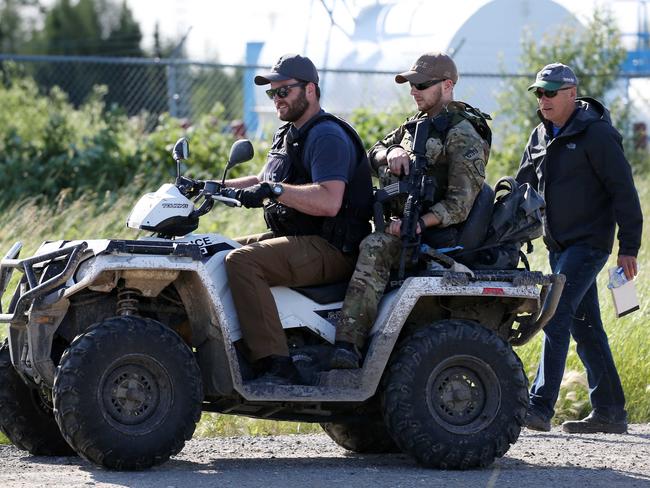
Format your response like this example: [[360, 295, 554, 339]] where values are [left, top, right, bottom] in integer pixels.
[[622, 0, 650, 74], [244, 42, 263, 134]]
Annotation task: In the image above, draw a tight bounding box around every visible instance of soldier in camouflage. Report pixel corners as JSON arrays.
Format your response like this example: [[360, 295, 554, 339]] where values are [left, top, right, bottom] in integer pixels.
[[330, 52, 490, 369]]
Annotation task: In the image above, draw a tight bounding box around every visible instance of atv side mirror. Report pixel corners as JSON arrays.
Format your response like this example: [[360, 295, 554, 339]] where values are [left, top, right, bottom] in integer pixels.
[[172, 137, 189, 162], [221, 139, 254, 185], [172, 137, 190, 181], [227, 139, 254, 169]]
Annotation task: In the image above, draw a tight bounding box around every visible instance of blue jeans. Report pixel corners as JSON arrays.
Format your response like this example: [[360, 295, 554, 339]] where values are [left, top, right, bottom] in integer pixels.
[[529, 244, 627, 421]]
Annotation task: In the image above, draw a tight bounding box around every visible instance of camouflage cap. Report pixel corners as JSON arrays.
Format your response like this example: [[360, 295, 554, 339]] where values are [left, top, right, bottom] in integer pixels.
[[395, 52, 458, 84], [528, 63, 578, 91]]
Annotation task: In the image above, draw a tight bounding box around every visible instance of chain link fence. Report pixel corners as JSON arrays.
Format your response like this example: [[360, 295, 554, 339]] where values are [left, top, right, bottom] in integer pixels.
[[1, 54, 648, 141]]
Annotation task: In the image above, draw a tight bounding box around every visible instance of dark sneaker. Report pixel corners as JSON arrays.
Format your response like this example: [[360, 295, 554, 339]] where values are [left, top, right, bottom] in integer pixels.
[[562, 411, 628, 434], [249, 355, 302, 385], [329, 341, 361, 369], [524, 409, 551, 432]]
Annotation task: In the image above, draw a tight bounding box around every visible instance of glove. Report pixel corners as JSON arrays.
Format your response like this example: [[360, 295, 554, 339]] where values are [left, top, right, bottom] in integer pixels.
[[220, 186, 238, 199], [219, 187, 239, 207], [236, 183, 273, 208], [176, 176, 200, 196]]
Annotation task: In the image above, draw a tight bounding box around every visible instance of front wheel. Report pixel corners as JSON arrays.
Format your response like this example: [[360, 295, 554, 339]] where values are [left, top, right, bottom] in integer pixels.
[[53, 316, 203, 470], [381, 319, 528, 469]]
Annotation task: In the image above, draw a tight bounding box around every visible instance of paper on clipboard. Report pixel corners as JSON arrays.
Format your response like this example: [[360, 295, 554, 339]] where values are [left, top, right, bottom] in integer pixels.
[[608, 267, 640, 318]]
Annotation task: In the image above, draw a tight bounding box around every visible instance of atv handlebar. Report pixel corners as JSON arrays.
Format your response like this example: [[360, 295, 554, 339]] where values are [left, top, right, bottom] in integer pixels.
[[177, 179, 242, 219], [213, 193, 242, 207]]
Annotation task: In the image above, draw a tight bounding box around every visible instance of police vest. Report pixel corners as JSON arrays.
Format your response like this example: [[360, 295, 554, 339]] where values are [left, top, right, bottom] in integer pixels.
[[262, 113, 373, 253]]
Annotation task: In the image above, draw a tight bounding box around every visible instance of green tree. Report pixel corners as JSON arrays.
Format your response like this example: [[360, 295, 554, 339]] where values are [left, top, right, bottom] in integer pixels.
[[0, 0, 41, 53], [491, 7, 632, 178], [30, 0, 141, 57], [349, 101, 411, 151], [103, 0, 142, 57], [26, 0, 146, 111]]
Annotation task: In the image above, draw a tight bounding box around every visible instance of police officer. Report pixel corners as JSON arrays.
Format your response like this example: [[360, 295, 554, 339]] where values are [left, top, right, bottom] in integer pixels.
[[330, 52, 491, 368], [224, 54, 373, 384]]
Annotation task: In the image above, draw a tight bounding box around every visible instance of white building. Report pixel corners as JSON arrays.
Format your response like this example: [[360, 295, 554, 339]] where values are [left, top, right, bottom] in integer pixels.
[[250, 0, 581, 129]]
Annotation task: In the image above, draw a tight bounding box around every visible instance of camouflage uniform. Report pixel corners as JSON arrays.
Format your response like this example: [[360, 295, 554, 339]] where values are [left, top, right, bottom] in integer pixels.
[[336, 101, 490, 348]]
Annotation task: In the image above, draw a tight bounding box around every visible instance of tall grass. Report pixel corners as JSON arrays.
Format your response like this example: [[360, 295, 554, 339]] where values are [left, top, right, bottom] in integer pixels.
[[0, 178, 648, 447]]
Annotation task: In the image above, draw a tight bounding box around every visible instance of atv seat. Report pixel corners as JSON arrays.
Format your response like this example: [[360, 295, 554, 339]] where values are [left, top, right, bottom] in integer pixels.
[[454, 182, 495, 252], [291, 281, 349, 304]]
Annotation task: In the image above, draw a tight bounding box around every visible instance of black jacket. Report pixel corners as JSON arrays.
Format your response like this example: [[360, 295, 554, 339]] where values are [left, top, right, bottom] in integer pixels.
[[516, 97, 643, 256]]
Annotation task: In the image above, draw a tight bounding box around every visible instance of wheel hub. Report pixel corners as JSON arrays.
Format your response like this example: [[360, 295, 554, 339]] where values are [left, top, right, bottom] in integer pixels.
[[432, 367, 485, 424], [102, 361, 167, 427], [425, 355, 500, 434]]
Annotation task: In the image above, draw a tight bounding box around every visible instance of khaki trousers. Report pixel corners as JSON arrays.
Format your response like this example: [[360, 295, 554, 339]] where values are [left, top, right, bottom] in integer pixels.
[[225, 234, 355, 361]]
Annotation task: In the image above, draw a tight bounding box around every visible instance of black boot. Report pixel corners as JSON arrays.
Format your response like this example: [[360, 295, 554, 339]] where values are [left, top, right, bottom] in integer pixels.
[[250, 355, 302, 385], [524, 409, 551, 432], [329, 341, 362, 369], [562, 411, 627, 434]]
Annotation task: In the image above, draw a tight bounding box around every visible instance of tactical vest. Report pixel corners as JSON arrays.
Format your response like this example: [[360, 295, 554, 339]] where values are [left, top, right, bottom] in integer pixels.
[[261, 113, 373, 253], [380, 102, 492, 248], [406, 102, 490, 182]]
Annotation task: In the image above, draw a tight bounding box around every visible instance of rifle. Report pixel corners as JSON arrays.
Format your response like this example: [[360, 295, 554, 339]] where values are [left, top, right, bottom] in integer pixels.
[[399, 118, 437, 279], [373, 118, 436, 279]]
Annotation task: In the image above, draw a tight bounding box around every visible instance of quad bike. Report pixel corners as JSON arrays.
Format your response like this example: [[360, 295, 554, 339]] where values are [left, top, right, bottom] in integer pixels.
[[0, 138, 564, 471]]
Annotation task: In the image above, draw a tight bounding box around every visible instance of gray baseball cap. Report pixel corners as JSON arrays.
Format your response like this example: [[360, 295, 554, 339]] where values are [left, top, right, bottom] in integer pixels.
[[254, 54, 319, 85], [528, 62, 578, 91]]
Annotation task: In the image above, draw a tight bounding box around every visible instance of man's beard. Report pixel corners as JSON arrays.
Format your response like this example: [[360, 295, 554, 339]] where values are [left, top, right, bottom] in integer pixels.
[[279, 89, 309, 122], [418, 85, 443, 114]]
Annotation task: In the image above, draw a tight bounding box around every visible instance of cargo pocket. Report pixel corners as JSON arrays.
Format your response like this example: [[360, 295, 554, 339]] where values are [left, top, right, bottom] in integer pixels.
[[287, 239, 327, 286]]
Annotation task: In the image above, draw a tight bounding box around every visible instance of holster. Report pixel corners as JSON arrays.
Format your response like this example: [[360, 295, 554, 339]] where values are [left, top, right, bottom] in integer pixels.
[[263, 202, 321, 237], [321, 215, 371, 254]]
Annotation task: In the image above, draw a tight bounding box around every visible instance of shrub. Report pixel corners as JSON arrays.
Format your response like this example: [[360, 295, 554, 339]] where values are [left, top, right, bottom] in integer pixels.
[[0, 65, 264, 207]]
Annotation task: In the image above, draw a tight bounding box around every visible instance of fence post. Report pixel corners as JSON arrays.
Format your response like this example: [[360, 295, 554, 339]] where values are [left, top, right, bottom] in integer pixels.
[[166, 61, 179, 118], [166, 28, 192, 119], [244, 42, 263, 135]]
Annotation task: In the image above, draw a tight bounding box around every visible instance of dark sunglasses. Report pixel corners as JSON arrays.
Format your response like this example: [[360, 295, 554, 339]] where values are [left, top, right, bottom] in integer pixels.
[[409, 79, 445, 91], [534, 86, 572, 99], [265, 82, 306, 100]]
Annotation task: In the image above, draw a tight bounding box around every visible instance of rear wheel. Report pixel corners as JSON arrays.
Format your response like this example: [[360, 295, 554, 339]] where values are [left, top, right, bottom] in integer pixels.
[[321, 410, 399, 453], [381, 319, 528, 469], [53, 316, 203, 470], [0, 341, 75, 456]]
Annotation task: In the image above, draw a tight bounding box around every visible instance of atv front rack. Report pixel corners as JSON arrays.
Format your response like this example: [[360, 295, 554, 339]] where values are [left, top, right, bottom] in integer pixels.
[[0, 241, 88, 323]]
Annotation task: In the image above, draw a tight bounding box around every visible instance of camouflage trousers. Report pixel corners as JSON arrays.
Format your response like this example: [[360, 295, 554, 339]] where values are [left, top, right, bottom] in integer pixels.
[[336, 232, 402, 348]]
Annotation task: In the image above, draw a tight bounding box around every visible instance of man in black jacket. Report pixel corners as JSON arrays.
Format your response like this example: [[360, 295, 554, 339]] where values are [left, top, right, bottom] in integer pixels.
[[516, 63, 643, 434]]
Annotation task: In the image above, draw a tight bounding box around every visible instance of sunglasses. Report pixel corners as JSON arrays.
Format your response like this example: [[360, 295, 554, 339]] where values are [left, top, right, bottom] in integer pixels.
[[534, 87, 572, 99], [409, 79, 445, 91], [265, 82, 306, 100]]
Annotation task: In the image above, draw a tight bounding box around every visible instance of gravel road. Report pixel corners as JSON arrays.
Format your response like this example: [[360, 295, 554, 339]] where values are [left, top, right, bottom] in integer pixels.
[[1, 424, 649, 488]]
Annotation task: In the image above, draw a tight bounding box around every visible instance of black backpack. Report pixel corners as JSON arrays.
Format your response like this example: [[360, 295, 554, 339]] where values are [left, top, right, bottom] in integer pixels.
[[456, 176, 545, 270]]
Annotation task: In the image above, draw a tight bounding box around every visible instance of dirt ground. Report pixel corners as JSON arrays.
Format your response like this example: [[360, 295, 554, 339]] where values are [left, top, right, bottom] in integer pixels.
[[1, 424, 649, 488]]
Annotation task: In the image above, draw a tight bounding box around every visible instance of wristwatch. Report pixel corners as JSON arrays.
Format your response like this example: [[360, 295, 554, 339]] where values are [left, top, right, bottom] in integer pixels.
[[270, 182, 284, 198]]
